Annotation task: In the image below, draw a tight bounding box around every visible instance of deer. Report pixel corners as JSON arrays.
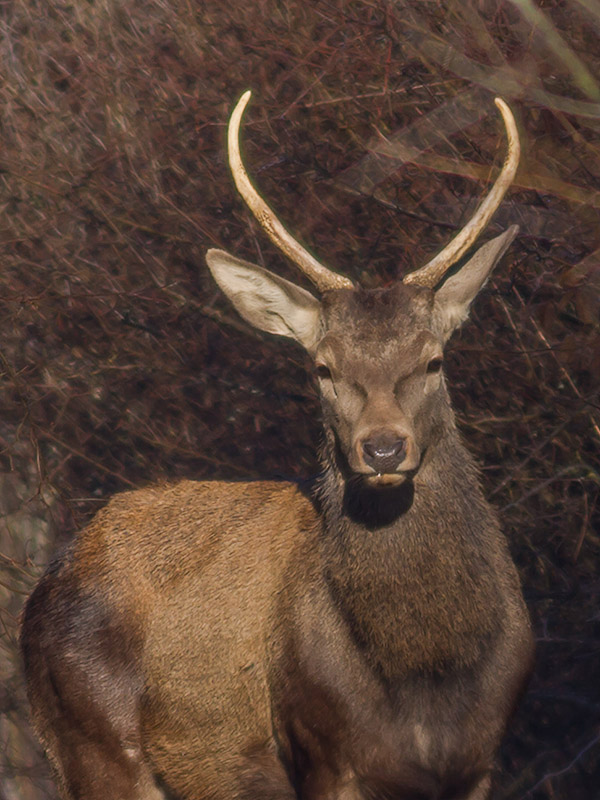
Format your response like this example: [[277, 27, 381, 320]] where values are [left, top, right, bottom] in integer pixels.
[[21, 90, 533, 800]]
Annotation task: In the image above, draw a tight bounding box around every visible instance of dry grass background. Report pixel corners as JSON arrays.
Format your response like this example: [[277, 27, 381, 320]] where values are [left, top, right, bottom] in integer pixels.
[[1, 0, 599, 797]]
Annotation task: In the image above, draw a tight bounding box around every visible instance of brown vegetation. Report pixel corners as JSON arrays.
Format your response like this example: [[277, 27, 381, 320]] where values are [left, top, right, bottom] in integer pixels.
[[1, 1, 598, 798]]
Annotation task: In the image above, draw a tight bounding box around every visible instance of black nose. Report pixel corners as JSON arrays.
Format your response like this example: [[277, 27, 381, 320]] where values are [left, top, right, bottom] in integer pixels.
[[362, 434, 407, 473]]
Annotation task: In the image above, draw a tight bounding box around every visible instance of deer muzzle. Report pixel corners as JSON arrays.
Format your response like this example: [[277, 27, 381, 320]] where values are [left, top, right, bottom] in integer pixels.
[[354, 429, 421, 485], [362, 434, 407, 473]]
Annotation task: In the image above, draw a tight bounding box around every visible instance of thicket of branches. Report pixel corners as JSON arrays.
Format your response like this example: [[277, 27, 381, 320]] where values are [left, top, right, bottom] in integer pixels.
[[1, 1, 598, 798]]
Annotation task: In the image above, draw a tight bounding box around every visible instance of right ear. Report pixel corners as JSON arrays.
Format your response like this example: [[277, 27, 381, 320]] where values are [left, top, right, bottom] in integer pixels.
[[432, 226, 519, 342], [206, 249, 322, 353]]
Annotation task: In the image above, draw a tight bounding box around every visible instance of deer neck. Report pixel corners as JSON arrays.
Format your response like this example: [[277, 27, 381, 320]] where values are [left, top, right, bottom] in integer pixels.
[[316, 423, 503, 681]]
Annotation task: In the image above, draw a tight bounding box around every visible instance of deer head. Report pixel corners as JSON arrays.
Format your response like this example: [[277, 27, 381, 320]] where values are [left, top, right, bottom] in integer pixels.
[[207, 92, 519, 486]]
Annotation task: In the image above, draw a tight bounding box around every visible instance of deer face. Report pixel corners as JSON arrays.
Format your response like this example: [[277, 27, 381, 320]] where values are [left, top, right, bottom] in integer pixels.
[[314, 285, 444, 485], [205, 90, 520, 486], [206, 229, 515, 487]]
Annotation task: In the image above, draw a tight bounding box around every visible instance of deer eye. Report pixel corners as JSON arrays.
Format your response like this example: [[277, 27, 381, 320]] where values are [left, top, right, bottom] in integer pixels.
[[426, 357, 443, 374], [315, 364, 332, 381]]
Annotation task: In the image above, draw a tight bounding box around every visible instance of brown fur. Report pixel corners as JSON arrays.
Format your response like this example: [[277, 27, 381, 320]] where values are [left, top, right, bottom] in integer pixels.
[[21, 265, 533, 799]]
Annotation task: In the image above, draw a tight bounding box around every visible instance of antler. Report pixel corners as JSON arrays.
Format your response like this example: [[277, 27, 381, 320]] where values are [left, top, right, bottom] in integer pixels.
[[404, 98, 520, 288], [228, 90, 354, 292]]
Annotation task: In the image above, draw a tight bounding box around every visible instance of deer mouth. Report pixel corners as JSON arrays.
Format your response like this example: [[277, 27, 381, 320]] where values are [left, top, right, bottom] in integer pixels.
[[358, 444, 422, 487], [365, 472, 410, 487], [352, 430, 421, 482], [351, 439, 421, 487]]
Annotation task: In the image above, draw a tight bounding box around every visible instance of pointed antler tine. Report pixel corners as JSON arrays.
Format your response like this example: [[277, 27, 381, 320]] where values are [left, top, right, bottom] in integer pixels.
[[228, 91, 354, 293], [404, 97, 520, 289]]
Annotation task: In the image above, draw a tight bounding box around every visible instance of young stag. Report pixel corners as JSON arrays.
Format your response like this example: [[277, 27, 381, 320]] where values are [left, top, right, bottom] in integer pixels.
[[22, 92, 533, 800]]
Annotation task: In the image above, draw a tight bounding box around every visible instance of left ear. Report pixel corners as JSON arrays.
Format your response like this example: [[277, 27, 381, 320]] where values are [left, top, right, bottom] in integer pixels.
[[434, 225, 519, 341], [205, 249, 322, 353]]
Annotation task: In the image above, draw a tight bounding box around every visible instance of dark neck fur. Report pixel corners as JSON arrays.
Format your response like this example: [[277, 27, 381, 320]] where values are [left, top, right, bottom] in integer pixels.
[[315, 424, 504, 682]]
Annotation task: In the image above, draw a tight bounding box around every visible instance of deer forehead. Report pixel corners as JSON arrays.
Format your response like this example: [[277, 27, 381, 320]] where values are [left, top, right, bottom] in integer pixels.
[[316, 285, 441, 378], [322, 283, 434, 325]]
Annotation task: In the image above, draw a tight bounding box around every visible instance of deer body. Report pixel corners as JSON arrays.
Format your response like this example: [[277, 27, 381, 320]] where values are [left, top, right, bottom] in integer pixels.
[[21, 93, 533, 799]]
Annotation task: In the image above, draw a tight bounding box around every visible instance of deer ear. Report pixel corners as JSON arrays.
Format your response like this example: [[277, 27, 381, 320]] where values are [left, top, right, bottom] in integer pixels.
[[206, 249, 322, 353], [433, 226, 518, 341]]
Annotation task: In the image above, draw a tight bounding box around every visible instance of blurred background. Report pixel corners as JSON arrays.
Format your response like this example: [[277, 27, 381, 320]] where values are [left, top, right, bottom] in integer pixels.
[[1, 0, 599, 797]]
